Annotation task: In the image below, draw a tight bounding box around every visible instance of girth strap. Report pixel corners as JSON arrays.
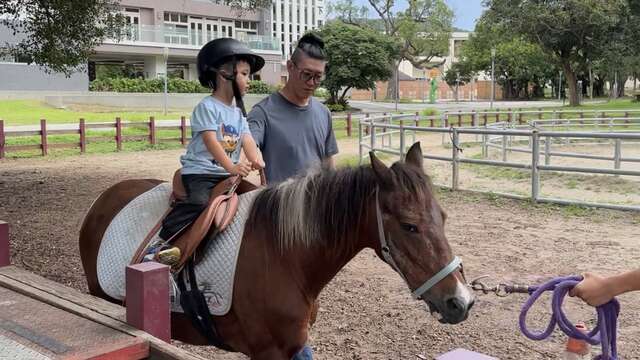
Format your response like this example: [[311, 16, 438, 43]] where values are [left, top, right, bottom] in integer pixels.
[[177, 261, 233, 351]]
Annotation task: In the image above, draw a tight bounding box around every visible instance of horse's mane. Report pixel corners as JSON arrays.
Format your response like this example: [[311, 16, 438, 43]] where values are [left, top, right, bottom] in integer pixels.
[[247, 162, 432, 254]]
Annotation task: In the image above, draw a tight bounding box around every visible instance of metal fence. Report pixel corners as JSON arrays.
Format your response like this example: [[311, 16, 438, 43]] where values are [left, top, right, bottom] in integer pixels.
[[359, 113, 640, 212]]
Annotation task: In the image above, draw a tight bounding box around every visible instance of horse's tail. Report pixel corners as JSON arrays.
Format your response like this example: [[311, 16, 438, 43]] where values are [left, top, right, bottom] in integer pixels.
[[78, 179, 163, 302]]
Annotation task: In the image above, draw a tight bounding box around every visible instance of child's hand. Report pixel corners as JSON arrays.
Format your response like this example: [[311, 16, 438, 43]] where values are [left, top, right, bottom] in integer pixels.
[[250, 159, 265, 170], [230, 162, 252, 177]]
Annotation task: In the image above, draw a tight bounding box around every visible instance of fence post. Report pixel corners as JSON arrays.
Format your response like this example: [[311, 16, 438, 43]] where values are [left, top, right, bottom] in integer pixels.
[[358, 118, 363, 165], [79, 118, 86, 153], [538, 107, 543, 120], [116, 117, 122, 151], [471, 110, 477, 127], [126, 262, 171, 342], [452, 128, 459, 191], [579, 112, 584, 124], [502, 133, 508, 162], [482, 131, 488, 159], [495, 108, 500, 123], [442, 113, 448, 146], [483, 112, 488, 126], [614, 139, 622, 171], [0, 120, 4, 159], [40, 119, 47, 156], [346, 113, 352, 137], [370, 120, 376, 152], [624, 111, 630, 126], [507, 108, 512, 123], [457, 111, 462, 127], [544, 136, 551, 165], [399, 121, 405, 160], [518, 112, 524, 125], [0, 221, 9, 267], [531, 131, 540, 203], [180, 116, 187, 146], [365, 113, 370, 136], [149, 116, 156, 145], [601, 111, 607, 125]]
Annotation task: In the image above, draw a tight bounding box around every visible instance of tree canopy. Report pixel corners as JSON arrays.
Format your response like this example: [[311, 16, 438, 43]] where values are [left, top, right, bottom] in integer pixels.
[[331, 0, 453, 99], [318, 21, 397, 105]]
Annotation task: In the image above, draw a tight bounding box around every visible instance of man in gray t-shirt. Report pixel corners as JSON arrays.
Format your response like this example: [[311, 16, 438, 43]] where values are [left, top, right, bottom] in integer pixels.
[[248, 33, 338, 183]]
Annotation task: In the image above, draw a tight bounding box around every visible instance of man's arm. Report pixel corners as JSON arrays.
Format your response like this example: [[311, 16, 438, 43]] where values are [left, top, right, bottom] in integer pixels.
[[323, 110, 338, 169], [247, 105, 267, 150], [570, 269, 640, 306]]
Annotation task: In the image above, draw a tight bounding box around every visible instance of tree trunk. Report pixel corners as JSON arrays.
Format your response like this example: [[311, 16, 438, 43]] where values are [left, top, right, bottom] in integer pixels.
[[385, 62, 399, 100], [561, 60, 579, 106]]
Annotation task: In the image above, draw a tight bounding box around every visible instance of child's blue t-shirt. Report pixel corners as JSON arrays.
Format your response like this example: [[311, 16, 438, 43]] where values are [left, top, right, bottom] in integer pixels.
[[180, 96, 250, 176]]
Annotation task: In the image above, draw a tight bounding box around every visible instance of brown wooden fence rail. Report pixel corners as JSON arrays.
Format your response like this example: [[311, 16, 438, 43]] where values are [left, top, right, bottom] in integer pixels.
[[0, 117, 191, 159]]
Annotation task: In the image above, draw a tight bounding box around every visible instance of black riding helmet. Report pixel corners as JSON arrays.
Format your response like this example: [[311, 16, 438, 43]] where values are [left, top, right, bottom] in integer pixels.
[[197, 38, 264, 117]]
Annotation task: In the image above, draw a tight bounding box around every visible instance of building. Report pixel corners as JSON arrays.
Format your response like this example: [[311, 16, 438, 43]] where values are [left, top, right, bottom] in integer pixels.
[[269, 0, 326, 58], [0, 0, 327, 91]]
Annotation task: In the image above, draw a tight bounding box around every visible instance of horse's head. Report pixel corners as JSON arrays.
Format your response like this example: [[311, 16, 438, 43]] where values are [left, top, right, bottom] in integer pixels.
[[369, 142, 474, 324]]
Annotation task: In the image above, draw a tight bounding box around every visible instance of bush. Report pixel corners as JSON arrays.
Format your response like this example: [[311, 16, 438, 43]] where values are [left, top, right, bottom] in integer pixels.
[[326, 103, 345, 112], [421, 108, 438, 116], [313, 87, 329, 99], [89, 78, 209, 93], [247, 80, 274, 94]]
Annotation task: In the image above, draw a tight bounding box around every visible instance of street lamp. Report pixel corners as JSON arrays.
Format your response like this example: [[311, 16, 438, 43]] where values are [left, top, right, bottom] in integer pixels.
[[490, 48, 496, 109], [163, 47, 169, 115]]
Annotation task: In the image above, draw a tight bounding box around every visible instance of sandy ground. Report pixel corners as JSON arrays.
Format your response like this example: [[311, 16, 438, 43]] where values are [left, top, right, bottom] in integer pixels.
[[1, 142, 640, 359]]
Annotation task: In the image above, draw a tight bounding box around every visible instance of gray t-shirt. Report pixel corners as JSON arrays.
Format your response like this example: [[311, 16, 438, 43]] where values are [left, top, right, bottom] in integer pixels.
[[248, 92, 339, 183]]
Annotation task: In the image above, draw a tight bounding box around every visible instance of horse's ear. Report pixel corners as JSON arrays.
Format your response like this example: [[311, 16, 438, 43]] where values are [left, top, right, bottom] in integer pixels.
[[405, 142, 423, 170], [370, 151, 394, 188]]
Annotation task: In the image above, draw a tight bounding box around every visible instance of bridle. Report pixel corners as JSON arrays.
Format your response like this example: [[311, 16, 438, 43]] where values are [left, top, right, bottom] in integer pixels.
[[375, 188, 463, 300]]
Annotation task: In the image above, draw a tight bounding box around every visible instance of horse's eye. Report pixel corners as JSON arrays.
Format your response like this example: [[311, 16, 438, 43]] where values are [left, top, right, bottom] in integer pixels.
[[400, 222, 419, 233]]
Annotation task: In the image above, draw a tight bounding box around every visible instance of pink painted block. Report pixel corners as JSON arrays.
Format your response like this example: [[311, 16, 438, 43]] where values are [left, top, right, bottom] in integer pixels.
[[437, 348, 498, 360], [126, 262, 171, 342], [0, 221, 9, 267]]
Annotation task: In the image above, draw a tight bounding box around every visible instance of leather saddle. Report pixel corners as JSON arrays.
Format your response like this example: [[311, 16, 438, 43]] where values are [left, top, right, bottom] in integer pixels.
[[131, 168, 266, 271]]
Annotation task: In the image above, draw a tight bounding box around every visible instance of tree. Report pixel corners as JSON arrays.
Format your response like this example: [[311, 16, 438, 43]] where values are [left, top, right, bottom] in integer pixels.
[[317, 21, 397, 105], [0, 0, 271, 76], [443, 62, 472, 101], [459, 17, 557, 99], [332, 0, 453, 100], [485, 0, 627, 105]]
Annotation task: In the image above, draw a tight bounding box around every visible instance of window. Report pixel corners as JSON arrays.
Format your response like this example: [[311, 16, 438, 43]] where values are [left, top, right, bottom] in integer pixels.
[[235, 21, 241, 28], [250, 22, 257, 30], [273, 23, 276, 31], [165, 12, 188, 24], [317, 20, 323, 27], [124, 7, 139, 12]]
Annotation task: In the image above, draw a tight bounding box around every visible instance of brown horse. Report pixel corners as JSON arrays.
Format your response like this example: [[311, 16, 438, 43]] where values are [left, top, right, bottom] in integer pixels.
[[79, 142, 474, 359]]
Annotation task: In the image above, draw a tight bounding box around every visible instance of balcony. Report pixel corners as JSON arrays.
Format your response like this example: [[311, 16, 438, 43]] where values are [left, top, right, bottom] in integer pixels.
[[106, 24, 280, 52]]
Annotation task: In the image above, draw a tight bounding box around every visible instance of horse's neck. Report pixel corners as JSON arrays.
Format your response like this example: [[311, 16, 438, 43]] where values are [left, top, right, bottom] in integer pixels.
[[297, 214, 376, 300]]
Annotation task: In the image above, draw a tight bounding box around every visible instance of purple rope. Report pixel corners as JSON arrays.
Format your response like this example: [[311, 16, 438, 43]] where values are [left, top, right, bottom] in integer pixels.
[[519, 275, 620, 360]]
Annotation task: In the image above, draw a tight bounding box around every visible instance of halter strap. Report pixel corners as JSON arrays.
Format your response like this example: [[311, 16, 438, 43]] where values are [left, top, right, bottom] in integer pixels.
[[375, 187, 462, 300]]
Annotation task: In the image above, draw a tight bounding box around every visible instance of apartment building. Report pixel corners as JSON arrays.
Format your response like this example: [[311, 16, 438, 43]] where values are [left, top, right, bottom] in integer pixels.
[[1, 0, 327, 91]]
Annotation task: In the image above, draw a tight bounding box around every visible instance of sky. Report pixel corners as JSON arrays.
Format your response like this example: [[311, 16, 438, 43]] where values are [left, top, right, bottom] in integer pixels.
[[344, 0, 485, 31]]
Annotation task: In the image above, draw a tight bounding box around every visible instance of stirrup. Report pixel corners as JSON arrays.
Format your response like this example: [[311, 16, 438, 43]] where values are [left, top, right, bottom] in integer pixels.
[[157, 246, 181, 268]]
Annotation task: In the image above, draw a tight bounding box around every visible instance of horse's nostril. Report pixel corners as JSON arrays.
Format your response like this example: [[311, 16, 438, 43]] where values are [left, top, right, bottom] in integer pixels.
[[446, 297, 464, 313]]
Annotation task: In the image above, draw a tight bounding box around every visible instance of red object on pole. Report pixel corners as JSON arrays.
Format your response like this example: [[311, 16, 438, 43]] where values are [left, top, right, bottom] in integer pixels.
[[126, 262, 171, 342], [149, 116, 157, 145], [116, 117, 122, 151], [180, 116, 187, 146], [346, 113, 352, 137], [0, 119, 5, 159]]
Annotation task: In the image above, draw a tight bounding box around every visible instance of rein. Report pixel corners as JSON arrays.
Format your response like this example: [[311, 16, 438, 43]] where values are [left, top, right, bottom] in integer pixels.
[[472, 275, 620, 360], [374, 187, 461, 300]]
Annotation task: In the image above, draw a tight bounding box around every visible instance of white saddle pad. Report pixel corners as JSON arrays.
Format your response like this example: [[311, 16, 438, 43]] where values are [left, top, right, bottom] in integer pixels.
[[96, 182, 260, 315]]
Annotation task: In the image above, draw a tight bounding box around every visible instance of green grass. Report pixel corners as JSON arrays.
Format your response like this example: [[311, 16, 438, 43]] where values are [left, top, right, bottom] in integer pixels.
[[0, 100, 186, 125]]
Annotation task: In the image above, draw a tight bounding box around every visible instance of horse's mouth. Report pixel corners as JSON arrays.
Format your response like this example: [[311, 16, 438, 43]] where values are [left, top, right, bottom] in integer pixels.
[[426, 300, 469, 325], [426, 301, 446, 324]]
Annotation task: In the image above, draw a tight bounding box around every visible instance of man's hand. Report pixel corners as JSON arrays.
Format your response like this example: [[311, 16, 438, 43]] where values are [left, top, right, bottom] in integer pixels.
[[569, 272, 616, 307], [230, 162, 252, 177], [250, 158, 265, 170]]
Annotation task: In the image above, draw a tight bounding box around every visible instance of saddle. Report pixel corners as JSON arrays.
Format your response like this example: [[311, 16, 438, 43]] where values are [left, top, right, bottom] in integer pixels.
[[130, 168, 266, 271]]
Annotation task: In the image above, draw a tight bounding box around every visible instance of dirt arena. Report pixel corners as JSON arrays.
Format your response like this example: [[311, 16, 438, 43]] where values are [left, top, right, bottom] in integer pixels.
[[1, 142, 639, 359]]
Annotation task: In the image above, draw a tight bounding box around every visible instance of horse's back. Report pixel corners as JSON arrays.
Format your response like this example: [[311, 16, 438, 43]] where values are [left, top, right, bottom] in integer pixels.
[[79, 179, 163, 300]]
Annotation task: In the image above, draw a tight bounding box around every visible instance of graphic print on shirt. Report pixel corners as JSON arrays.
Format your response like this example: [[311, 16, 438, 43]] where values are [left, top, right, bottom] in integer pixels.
[[220, 123, 240, 156]]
